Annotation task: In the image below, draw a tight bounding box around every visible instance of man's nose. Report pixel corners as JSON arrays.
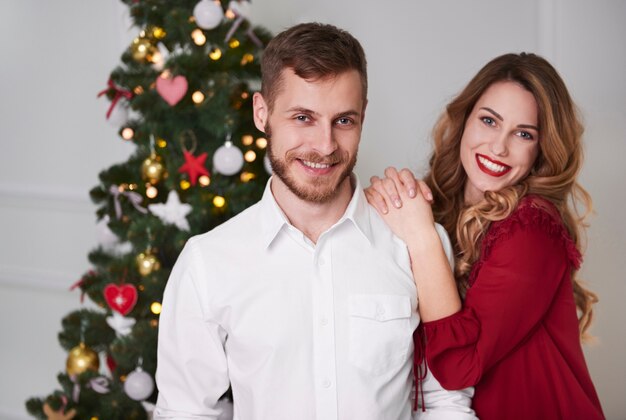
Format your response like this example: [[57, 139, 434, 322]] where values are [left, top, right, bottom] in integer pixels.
[[311, 124, 337, 155]]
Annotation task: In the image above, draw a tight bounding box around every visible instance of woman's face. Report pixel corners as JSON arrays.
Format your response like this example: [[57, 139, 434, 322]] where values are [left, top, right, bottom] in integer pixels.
[[460, 81, 541, 205]]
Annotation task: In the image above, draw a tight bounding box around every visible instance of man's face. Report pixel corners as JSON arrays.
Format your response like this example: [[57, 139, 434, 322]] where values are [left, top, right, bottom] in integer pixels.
[[253, 69, 366, 204]]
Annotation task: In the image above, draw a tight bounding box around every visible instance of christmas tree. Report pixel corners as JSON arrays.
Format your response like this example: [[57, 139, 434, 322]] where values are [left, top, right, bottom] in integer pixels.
[[26, 1, 271, 418]]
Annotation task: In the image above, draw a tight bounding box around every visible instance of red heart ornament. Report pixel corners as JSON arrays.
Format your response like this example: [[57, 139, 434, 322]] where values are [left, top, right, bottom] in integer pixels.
[[156, 74, 188, 106], [103, 283, 138, 315]]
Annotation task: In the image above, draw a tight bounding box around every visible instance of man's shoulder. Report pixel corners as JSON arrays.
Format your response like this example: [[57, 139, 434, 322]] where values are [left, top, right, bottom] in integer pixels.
[[189, 201, 263, 249]]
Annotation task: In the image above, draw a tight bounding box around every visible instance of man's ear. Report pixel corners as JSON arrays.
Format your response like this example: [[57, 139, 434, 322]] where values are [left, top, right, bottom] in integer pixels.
[[252, 92, 268, 132]]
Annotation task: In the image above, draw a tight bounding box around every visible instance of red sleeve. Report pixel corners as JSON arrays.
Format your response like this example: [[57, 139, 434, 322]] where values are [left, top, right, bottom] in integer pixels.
[[422, 204, 580, 390]]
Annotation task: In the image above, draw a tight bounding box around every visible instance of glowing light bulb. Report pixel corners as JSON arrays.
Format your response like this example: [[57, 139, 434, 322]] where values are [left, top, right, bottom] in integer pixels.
[[192, 91, 205, 103], [157, 138, 167, 148], [191, 29, 206, 46], [133, 86, 144, 95], [240, 53, 254, 65], [241, 135, 253, 146], [229, 38, 240, 48], [151, 302, 162, 315], [225, 9, 236, 19], [146, 185, 158, 199], [244, 150, 257, 162], [209, 47, 222, 60], [121, 127, 134, 140], [240, 172, 256, 183], [199, 175, 211, 186], [213, 195, 226, 208], [151, 26, 166, 40], [180, 180, 191, 190], [241, 91, 249, 99], [255, 137, 268, 149]]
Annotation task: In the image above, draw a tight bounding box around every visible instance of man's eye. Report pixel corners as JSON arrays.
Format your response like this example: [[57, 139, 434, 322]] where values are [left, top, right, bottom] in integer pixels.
[[296, 115, 309, 122], [337, 117, 353, 125]]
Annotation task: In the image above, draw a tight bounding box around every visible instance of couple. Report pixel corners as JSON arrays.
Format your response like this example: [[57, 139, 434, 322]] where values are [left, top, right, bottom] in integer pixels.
[[154, 23, 604, 419]]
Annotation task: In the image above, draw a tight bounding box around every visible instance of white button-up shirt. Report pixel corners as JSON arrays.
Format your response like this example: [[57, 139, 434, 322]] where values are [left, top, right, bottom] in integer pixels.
[[155, 177, 476, 420]]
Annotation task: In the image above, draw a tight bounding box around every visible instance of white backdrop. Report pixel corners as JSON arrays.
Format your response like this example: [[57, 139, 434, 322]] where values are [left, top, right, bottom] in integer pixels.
[[1, 0, 624, 418]]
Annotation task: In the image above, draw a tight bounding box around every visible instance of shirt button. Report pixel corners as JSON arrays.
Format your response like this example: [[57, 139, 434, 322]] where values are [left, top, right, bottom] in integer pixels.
[[322, 379, 331, 388], [318, 257, 326, 266], [320, 317, 328, 326]]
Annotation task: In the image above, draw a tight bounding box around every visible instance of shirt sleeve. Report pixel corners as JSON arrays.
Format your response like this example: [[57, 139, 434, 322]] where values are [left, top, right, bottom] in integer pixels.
[[423, 212, 571, 390], [154, 240, 231, 419], [416, 361, 477, 419]]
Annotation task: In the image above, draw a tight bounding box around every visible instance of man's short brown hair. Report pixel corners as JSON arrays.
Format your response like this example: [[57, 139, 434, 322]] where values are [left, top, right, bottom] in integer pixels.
[[260, 22, 367, 111]]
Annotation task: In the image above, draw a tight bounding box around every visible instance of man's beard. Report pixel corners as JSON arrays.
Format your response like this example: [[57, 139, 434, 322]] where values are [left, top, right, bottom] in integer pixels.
[[265, 123, 357, 204]]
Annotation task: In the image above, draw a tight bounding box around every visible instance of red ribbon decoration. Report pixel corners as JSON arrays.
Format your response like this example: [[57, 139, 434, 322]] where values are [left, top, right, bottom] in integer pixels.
[[70, 270, 97, 303], [97, 78, 133, 119]]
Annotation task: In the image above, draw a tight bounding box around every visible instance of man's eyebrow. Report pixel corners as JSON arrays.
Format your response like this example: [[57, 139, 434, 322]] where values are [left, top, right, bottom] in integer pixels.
[[284, 107, 362, 120], [333, 110, 361, 119], [285, 106, 318, 116]]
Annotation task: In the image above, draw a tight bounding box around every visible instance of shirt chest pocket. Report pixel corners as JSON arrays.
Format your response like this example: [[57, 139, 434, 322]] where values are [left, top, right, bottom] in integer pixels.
[[348, 294, 413, 375]]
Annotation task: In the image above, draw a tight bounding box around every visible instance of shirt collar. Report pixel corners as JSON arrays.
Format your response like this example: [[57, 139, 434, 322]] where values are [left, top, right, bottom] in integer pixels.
[[259, 175, 373, 248]]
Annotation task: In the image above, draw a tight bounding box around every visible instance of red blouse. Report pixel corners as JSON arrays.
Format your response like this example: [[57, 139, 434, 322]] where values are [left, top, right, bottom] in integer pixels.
[[421, 196, 604, 419]]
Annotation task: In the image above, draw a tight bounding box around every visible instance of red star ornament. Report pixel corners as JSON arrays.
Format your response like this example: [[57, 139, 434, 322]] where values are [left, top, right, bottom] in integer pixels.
[[178, 150, 209, 186]]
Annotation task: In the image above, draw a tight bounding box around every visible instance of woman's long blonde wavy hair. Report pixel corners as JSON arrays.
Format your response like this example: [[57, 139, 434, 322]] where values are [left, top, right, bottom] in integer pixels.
[[424, 53, 597, 338]]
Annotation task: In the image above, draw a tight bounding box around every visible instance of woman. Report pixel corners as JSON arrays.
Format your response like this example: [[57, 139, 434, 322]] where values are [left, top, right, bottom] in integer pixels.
[[366, 53, 604, 419]]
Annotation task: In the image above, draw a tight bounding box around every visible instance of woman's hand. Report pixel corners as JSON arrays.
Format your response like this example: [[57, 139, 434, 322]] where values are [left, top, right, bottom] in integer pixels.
[[365, 167, 436, 246], [365, 167, 432, 213]]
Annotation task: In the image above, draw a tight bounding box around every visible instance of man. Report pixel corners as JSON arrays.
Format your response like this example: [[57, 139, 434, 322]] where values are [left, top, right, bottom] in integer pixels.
[[155, 22, 475, 420]]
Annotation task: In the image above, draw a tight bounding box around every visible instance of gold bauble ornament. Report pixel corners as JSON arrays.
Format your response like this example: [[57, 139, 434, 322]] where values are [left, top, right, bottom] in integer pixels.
[[136, 250, 161, 277], [141, 154, 166, 184], [131, 37, 158, 62], [66, 342, 100, 376]]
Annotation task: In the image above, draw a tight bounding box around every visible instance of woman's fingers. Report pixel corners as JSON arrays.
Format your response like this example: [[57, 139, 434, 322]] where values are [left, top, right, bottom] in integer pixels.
[[397, 168, 418, 199], [417, 180, 433, 202], [382, 177, 402, 208], [364, 181, 389, 214], [382, 167, 404, 208]]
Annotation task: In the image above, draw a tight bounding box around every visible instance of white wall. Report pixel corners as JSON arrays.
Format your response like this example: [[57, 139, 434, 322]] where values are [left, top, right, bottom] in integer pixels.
[[1, 0, 624, 418]]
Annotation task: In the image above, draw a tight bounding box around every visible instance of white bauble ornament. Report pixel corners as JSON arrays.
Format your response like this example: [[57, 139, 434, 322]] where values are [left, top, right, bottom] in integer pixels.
[[263, 153, 272, 174], [107, 100, 129, 127], [194, 0, 224, 30], [124, 367, 155, 401], [213, 141, 244, 175]]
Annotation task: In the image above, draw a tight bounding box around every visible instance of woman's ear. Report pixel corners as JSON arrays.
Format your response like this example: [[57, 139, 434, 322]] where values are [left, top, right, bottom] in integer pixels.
[[252, 92, 268, 133]]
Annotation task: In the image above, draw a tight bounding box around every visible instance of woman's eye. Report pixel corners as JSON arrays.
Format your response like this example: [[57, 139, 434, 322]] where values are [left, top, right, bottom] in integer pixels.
[[518, 131, 535, 140], [481, 116, 495, 126]]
